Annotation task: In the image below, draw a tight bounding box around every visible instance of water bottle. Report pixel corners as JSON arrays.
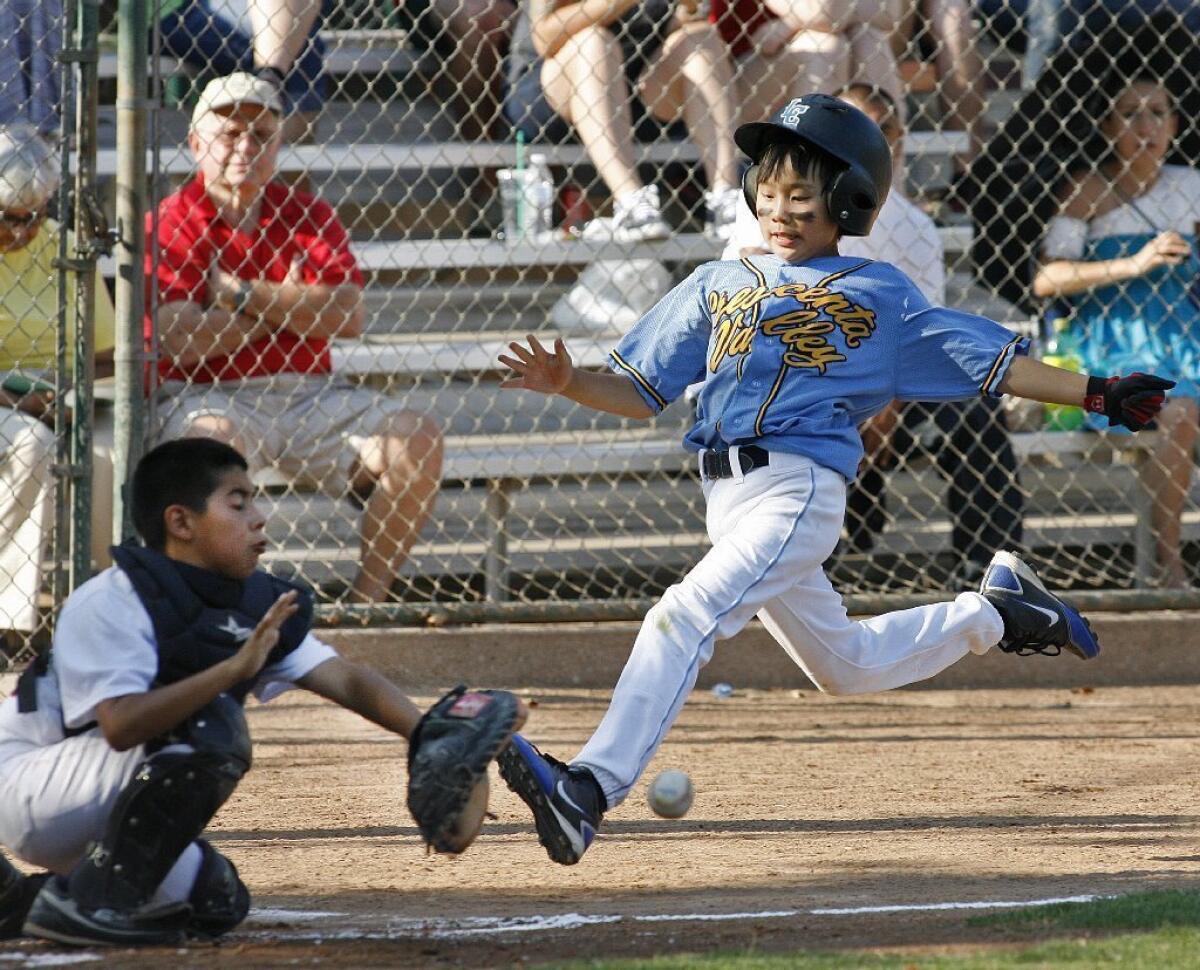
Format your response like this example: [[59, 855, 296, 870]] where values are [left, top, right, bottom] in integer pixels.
[[527, 153, 555, 240], [1041, 318, 1085, 431]]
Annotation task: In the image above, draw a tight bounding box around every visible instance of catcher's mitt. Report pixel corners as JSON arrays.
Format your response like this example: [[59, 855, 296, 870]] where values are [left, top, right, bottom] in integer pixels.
[[406, 685, 525, 854]]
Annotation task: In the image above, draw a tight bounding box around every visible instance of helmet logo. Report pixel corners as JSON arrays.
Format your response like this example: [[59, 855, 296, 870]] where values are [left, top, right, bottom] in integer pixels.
[[780, 100, 810, 126]]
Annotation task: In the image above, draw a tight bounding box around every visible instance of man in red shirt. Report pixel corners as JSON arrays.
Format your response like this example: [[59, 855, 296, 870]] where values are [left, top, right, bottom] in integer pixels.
[[147, 73, 443, 602]]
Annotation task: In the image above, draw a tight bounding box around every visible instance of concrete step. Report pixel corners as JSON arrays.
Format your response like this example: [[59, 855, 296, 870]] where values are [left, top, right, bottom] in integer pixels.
[[357, 272, 1023, 338], [318, 379, 694, 437], [362, 286, 569, 336], [259, 463, 1199, 593]]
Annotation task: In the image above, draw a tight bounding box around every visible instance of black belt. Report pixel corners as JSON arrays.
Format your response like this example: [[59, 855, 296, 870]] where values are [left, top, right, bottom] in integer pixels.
[[700, 445, 770, 480]]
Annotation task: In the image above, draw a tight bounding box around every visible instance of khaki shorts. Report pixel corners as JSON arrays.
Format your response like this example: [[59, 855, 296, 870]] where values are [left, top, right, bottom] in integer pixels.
[[155, 376, 414, 491]]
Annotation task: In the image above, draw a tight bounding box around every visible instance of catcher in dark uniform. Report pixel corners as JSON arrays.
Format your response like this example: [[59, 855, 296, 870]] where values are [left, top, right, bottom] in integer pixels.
[[0, 438, 524, 947]]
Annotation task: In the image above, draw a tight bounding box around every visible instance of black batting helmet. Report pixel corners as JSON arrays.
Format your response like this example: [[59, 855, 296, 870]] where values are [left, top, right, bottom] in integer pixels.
[[734, 93, 893, 236]]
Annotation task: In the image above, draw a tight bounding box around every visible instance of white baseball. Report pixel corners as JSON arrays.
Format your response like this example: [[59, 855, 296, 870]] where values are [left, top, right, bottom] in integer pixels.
[[647, 770, 694, 819]]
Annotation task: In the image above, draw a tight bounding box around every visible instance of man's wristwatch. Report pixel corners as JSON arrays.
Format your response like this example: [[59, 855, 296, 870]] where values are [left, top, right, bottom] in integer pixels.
[[222, 278, 254, 315]]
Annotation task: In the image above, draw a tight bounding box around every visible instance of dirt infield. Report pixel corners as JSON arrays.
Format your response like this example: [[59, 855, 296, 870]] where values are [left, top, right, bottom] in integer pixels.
[[4, 682, 1200, 967]]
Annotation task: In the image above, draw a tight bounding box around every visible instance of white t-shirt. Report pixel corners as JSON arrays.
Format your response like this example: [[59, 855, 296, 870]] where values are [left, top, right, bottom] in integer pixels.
[[0, 566, 337, 759], [722, 189, 947, 304], [1042, 164, 1200, 260]]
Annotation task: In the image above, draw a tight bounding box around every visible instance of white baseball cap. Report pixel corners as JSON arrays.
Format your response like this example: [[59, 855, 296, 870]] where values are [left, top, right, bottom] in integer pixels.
[[191, 72, 283, 128]]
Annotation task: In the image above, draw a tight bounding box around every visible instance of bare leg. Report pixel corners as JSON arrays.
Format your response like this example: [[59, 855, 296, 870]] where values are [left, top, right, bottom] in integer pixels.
[[638, 22, 739, 191], [428, 0, 516, 140], [348, 411, 443, 603], [847, 24, 906, 122], [181, 415, 248, 459], [921, 0, 986, 163], [733, 32, 850, 123], [541, 27, 642, 199], [892, 0, 919, 58], [1142, 398, 1198, 588], [247, 0, 321, 75]]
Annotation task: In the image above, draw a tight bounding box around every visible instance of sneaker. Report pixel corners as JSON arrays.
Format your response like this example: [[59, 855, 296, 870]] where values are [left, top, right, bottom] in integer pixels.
[[979, 551, 1100, 659], [23, 876, 189, 947], [704, 186, 743, 240], [498, 734, 606, 865], [583, 186, 670, 243], [0, 857, 48, 941]]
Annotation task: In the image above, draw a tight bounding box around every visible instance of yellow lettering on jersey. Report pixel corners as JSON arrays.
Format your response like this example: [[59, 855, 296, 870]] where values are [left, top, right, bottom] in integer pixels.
[[709, 286, 770, 320], [706, 282, 875, 375], [760, 314, 846, 373]]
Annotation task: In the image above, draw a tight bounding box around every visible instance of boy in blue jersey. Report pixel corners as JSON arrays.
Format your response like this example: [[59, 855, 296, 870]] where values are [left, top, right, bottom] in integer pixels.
[[494, 93, 1174, 866]]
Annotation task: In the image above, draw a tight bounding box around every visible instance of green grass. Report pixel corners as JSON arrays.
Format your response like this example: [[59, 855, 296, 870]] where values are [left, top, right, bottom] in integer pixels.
[[968, 889, 1200, 931], [546, 890, 1200, 970]]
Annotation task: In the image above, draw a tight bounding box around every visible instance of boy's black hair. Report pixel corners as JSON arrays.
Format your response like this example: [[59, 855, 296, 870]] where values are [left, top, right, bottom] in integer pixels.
[[131, 438, 249, 550], [755, 139, 843, 209]]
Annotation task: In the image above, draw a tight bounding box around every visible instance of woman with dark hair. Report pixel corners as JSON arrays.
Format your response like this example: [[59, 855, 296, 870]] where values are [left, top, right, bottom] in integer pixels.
[[1033, 77, 1200, 587]]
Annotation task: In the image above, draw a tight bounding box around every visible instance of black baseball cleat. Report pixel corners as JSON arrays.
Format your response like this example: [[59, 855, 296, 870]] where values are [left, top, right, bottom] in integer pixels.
[[0, 855, 48, 940], [498, 734, 606, 865], [23, 876, 189, 947], [980, 551, 1100, 660]]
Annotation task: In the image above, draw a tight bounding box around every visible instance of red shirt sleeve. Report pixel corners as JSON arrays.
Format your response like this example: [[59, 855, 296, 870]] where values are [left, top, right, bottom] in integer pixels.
[[144, 191, 215, 350]]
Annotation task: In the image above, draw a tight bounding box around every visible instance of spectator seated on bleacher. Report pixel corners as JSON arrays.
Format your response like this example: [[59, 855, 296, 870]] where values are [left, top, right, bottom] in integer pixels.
[[0, 124, 117, 644], [146, 74, 444, 603], [0, 0, 61, 135], [711, 0, 905, 127], [158, 0, 327, 142], [1033, 75, 1200, 589], [724, 85, 1024, 588], [504, 0, 743, 242], [391, 0, 518, 141], [893, 0, 987, 166]]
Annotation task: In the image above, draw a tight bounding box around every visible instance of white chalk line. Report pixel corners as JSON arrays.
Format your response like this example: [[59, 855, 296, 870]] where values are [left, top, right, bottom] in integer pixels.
[[0, 955, 102, 967], [241, 894, 1106, 941], [812, 895, 1101, 915]]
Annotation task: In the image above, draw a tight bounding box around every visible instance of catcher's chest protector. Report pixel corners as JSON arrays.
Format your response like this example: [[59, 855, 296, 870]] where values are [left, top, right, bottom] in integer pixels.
[[112, 544, 313, 703]]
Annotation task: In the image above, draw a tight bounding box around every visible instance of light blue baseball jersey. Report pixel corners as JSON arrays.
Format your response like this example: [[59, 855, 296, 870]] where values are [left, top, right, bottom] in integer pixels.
[[609, 254, 1029, 480]]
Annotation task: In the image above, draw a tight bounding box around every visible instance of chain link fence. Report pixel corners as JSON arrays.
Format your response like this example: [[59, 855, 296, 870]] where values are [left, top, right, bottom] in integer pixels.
[[4, 0, 1200, 663], [0, 0, 108, 674], [105, 0, 1200, 615]]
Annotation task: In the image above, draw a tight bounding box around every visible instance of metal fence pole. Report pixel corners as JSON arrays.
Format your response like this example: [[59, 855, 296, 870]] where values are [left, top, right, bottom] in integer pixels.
[[51, 3, 78, 611], [113, 0, 149, 545], [68, 0, 102, 588]]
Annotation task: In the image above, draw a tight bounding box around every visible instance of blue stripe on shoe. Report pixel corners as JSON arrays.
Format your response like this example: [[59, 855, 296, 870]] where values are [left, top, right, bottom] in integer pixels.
[[988, 565, 1021, 593], [509, 734, 555, 794], [1064, 608, 1101, 659]]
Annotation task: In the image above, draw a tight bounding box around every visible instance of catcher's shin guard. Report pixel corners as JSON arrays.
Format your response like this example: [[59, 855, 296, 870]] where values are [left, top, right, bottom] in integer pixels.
[[186, 839, 250, 938], [66, 694, 251, 913]]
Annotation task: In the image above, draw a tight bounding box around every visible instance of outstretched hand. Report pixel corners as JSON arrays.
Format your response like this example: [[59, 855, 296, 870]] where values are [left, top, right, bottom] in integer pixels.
[[230, 590, 300, 682], [1085, 372, 1176, 431], [1131, 231, 1192, 275], [498, 335, 575, 395]]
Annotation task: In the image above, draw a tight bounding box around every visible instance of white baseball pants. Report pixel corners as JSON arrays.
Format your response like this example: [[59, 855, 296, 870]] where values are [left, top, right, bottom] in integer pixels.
[[575, 451, 1005, 806], [0, 731, 203, 904]]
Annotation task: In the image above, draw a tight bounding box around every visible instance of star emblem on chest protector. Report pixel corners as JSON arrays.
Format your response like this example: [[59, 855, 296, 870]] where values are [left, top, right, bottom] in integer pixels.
[[216, 615, 254, 643]]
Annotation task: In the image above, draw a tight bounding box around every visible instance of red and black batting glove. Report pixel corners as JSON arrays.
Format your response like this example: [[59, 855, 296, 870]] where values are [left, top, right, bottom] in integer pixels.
[[1084, 373, 1176, 431]]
